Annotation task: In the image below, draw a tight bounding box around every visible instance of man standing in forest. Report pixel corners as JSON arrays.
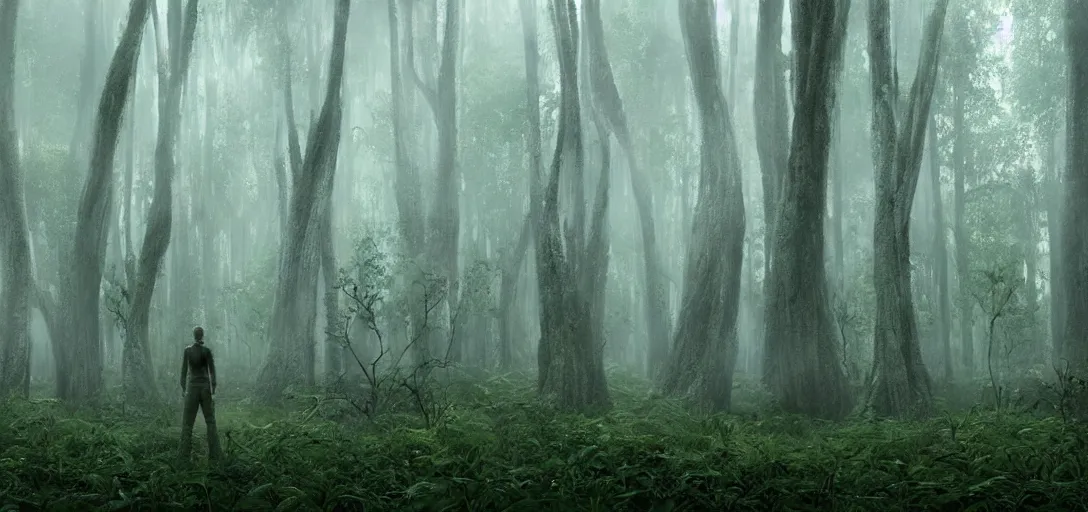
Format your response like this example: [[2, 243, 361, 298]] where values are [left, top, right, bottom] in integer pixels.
[[178, 326, 222, 462]]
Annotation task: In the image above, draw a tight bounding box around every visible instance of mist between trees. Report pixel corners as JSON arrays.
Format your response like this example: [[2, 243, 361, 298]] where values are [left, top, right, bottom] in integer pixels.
[[0, 0, 1087, 505]]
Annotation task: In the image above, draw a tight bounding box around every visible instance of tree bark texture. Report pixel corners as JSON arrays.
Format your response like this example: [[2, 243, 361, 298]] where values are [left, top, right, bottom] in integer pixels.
[[0, 0, 33, 398], [531, 0, 611, 411], [762, 0, 853, 420], [754, 0, 789, 282], [56, 0, 149, 401], [658, 0, 746, 412], [256, 0, 349, 402], [125, 0, 199, 406], [865, 0, 948, 418], [1062, 0, 1088, 375]]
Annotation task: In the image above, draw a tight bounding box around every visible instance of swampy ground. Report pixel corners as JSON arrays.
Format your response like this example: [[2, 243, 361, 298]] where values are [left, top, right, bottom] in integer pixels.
[[1, 372, 1086, 511]]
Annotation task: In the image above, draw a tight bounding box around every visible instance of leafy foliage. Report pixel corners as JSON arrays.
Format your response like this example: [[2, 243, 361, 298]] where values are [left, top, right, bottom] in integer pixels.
[[3, 375, 1087, 510]]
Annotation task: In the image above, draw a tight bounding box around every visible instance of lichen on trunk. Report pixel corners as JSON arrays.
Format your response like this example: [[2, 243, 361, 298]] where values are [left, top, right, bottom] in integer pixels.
[[529, 0, 611, 412], [762, 0, 853, 420], [0, 0, 33, 399], [124, 0, 200, 406], [256, 0, 350, 402], [865, 0, 949, 418], [1061, 0, 1088, 376], [657, 0, 746, 412], [55, 0, 149, 401]]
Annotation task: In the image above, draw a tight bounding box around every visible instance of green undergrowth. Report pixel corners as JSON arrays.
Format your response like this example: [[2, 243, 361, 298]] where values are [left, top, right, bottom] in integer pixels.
[[2, 373, 1087, 511]]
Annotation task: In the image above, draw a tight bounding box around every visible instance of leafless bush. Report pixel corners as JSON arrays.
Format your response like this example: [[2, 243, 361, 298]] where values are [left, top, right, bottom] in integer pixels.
[[319, 235, 460, 428]]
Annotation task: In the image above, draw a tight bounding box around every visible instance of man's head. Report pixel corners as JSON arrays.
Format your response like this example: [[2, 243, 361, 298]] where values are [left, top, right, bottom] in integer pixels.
[[193, 326, 205, 344]]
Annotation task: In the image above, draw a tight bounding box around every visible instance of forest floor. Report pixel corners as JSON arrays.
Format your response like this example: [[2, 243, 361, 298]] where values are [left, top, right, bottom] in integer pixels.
[[1, 371, 1086, 511]]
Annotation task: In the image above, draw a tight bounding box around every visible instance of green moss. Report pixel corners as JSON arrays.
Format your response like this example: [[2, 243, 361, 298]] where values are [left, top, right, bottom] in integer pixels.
[[2, 375, 1086, 511]]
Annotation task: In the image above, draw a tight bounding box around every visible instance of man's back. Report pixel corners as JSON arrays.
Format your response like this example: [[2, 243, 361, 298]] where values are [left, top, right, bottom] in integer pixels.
[[182, 344, 215, 385]]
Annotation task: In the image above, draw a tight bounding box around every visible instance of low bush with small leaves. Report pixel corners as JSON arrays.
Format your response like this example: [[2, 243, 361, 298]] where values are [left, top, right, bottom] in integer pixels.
[[1, 372, 1086, 511]]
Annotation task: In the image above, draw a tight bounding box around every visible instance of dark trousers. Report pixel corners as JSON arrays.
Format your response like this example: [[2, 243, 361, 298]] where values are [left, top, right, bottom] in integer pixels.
[[178, 383, 222, 461]]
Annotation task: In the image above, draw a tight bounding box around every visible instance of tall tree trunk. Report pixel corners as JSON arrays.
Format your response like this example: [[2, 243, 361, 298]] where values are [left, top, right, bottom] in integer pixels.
[[753, 0, 788, 283], [387, 0, 427, 363], [0, 0, 33, 398], [531, 0, 611, 411], [952, 76, 973, 377], [56, 0, 149, 401], [1021, 167, 1040, 357], [320, 157, 341, 382], [498, 215, 531, 369], [763, 0, 852, 420], [413, 0, 461, 363], [125, 0, 199, 405], [658, 0, 746, 411], [1047, 134, 1064, 364], [865, 0, 947, 418], [256, 0, 349, 402], [582, 0, 671, 380], [504, 0, 547, 372], [929, 110, 952, 382], [831, 105, 846, 292], [1062, 0, 1088, 375], [199, 74, 219, 335]]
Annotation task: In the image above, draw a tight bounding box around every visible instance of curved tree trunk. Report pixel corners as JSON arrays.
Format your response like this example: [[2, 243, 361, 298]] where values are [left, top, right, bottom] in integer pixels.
[[125, 0, 200, 406], [256, 0, 350, 402], [762, 0, 852, 420], [865, 0, 948, 418], [658, 0, 746, 412], [505, 0, 546, 372], [582, 0, 671, 380], [56, 0, 149, 401], [531, 0, 611, 411], [0, 0, 33, 398], [1062, 0, 1088, 376], [753, 0, 788, 282]]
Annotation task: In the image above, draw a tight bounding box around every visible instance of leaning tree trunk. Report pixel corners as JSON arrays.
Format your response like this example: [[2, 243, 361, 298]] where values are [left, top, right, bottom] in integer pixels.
[[582, 0, 671, 380], [531, 0, 611, 411], [657, 0, 746, 412], [125, 0, 199, 406], [501, 0, 547, 371], [762, 0, 853, 420], [0, 0, 33, 398], [255, 0, 350, 403], [1062, 0, 1088, 376], [753, 0, 789, 282], [56, 0, 149, 401], [865, 0, 948, 418]]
